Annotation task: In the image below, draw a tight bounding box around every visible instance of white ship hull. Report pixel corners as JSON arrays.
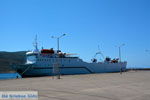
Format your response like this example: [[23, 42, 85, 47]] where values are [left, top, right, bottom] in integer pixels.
[[12, 57, 127, 76]]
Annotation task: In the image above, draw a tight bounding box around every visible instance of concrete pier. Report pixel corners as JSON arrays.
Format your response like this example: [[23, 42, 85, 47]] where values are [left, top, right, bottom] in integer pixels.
[[0, 71, 150, 100]]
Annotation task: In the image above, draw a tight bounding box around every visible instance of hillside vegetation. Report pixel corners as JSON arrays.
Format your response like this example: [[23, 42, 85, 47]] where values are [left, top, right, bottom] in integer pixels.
[[0, 51, 26, 73]]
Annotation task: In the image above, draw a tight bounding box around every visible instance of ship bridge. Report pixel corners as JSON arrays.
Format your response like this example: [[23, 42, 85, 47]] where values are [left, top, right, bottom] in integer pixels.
[[26, 52, 38, 64]]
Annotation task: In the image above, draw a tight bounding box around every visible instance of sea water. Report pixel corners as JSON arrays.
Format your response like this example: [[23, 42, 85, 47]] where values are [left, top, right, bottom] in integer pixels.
[[0, 73, 22, 80]]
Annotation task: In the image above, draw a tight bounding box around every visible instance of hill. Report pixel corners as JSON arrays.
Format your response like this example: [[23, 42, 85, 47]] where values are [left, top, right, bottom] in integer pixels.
[[0, 51, 26, 73]]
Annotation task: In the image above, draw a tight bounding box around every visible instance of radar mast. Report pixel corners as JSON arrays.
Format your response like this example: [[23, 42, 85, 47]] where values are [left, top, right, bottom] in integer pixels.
[[33, 35, 39, 53]]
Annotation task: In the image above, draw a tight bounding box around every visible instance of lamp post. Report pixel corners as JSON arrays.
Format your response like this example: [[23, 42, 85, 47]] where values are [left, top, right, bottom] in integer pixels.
[[116, 44, 125, 74], [51, 34, 66, 79], [51, 34, 66, 51], [118, 44, 125, 62]]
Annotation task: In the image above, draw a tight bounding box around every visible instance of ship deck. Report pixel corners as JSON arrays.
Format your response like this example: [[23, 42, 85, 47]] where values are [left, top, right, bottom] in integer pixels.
[[0, 71, 150, 100]]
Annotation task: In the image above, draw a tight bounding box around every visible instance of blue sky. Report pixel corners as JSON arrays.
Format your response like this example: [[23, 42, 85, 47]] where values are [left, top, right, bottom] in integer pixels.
[[0, 0, 150, 68]]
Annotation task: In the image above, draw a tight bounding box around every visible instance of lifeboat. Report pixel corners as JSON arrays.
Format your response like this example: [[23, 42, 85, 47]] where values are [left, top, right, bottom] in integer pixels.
[[41, 49, 54, 54]]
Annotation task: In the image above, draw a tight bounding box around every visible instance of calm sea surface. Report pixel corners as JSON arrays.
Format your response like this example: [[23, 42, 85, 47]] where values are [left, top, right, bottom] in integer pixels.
[[0, 73, 22, 80]]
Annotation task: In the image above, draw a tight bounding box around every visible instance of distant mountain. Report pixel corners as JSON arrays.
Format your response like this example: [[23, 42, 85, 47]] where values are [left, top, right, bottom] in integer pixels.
[[0, 51, 26, 73]]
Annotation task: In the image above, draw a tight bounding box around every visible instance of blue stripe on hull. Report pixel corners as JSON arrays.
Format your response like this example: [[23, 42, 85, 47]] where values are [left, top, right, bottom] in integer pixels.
[[22, 66, 123, 76], [24, 67, 92, 76]]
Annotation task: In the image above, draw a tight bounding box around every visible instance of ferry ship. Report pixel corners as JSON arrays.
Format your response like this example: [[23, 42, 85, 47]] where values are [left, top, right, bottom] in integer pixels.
[[11, 36, 127, 76]]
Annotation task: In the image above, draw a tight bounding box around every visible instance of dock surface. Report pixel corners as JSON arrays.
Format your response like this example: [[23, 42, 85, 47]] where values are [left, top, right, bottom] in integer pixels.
[[0, 71, 150, 100]]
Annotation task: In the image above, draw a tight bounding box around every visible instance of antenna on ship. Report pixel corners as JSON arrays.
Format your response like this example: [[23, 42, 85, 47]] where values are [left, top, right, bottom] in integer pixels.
[[92, 45, 105, 62], [98, 45, 105, 59], [33, 34, 39, 52], [94, 45, 105, 59]]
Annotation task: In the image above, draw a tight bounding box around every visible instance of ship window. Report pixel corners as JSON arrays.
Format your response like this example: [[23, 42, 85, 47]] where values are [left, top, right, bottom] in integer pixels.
[[27, 55, 36, 63]]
